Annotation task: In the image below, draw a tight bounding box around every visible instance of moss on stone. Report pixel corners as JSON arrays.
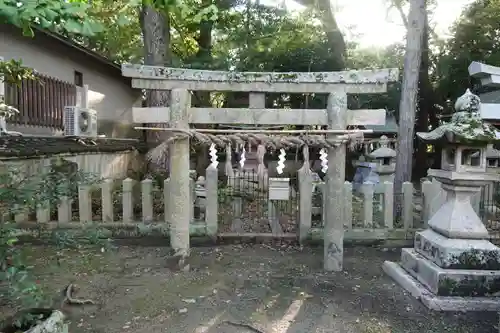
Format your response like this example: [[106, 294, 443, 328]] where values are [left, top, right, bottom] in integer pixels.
[[446, 112, 497, 142], [223, 71, 301, 83], [438, 276, 500, 297], [447, 249, 500, 270]]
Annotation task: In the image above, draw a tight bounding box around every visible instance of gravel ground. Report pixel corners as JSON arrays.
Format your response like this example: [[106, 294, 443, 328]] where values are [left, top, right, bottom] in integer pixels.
[[2, 244, 497, 333]]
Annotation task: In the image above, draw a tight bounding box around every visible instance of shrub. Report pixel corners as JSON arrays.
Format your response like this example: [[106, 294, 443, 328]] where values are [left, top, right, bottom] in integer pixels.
[[0, 159, 101, 329]]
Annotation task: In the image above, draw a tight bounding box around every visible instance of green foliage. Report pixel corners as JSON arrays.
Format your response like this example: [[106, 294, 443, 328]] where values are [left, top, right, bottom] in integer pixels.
[[135, 0, 219, 22], [2, 0, 404, 117], [50, 226, 112, 250], [0, 59, 37, 86], [0, 0, 103, 37], [0, 163, 102, 329], [346, 43, 404, 70], [0, 59, 37, 117], [0, 161, 101, 213], [0, 0, 103, 118], [67, 0, 143, 63], [68, 0, 220, 64], [434, 0, 500, 111], [345, 42, 403, 118], [217, 7, 330, 72]]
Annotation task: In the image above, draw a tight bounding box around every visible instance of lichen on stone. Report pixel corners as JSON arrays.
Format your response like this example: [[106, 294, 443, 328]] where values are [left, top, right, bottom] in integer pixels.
[[123, 63, 399, 85], [417, 89, 500, 145]]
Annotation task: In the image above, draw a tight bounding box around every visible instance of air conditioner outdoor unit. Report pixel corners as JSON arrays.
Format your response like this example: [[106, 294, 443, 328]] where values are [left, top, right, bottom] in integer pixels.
[[63, 106, 98, 137]]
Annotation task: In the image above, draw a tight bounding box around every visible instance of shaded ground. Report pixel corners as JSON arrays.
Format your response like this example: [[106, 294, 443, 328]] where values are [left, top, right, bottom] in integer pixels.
[[3, 244, 497, 333]]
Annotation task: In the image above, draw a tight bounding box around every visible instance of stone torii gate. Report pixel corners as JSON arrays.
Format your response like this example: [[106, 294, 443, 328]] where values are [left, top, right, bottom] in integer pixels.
[[121, 64, 399, 271]]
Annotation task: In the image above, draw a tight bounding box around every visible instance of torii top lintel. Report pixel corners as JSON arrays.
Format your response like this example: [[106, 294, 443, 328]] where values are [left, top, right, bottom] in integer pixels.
[[121, 64, 399, 94]]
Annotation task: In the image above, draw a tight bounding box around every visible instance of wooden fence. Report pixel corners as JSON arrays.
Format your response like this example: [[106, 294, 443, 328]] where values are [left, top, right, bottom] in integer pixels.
[[4, 73, 77, 128]]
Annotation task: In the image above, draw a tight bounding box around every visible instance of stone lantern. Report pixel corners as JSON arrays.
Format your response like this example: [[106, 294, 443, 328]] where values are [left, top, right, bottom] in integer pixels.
[[352, 155, 379, 192], [383, 89, 500, 311], [368, 135, 396, 186]]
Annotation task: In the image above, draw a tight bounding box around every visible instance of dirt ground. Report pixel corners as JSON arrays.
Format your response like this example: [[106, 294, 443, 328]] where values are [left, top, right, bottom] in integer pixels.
[[3, 244, 498, 333]]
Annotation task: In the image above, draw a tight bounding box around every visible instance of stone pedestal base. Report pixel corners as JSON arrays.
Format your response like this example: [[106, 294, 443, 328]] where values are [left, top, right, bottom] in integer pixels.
[[401, 248, 500, 296], [384, 230, 500, 311], [383, 261, 500, 311], [383, 168, 500, 311], [415, 229, 500, 270]]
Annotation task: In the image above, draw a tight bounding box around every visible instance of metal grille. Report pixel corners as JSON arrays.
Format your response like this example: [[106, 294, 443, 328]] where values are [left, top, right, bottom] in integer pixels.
[[480, 182, 500, 236], [63, 106, 76, 135], [217, 169, 299, 234]]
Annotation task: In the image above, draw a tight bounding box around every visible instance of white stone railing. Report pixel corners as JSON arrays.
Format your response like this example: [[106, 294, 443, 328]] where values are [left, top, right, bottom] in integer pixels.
[[13, 166, 499, 242], [299, 179, 416, 242], [11, 174, 432, 243]]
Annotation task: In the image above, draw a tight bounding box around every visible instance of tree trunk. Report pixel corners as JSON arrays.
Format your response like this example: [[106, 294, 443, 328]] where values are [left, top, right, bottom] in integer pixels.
[[294, 0, 346, 70], [316, 0, 346, 70], [193, 2, 215, 176], [414, 7, 430, 180], [193, 2, 213, 107], [140, 4, 171, 170], [394, 0, 425, 194]]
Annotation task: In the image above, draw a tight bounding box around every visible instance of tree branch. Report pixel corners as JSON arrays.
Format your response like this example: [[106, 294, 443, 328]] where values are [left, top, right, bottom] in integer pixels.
[[392, 0, 409, 30]]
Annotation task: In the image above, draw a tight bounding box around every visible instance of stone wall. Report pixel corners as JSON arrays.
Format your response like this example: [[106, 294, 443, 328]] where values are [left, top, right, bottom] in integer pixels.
[[1, 151, 141, 180]]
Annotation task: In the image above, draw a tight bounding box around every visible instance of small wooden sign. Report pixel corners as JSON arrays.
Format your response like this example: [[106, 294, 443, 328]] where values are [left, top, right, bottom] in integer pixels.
[[269, 177, 290, 201]]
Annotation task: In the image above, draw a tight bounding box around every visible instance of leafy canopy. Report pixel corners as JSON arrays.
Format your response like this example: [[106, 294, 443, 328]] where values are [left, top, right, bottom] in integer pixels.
[[0, 0, 103, 36], [435, 0, 500, 108]]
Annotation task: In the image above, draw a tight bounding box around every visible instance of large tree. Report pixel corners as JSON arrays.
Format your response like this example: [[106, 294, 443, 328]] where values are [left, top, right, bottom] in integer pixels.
[[294, 0, 346, 70], [394, 0, 426, 193], [385, 0, 444, 181]]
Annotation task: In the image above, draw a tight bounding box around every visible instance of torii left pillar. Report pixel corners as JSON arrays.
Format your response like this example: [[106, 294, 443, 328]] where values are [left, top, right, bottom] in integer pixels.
[[168, 89, 191, 269], [324, 91, 348, 272]]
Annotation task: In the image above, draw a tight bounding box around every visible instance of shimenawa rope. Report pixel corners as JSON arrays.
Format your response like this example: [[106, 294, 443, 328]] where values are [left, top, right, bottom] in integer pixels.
[[153, 128, 365, 150]]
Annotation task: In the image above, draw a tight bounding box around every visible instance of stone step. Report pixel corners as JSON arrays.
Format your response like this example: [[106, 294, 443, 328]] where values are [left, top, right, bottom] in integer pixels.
[[400, 248, 500, 297], [414, 229, 500, 270]]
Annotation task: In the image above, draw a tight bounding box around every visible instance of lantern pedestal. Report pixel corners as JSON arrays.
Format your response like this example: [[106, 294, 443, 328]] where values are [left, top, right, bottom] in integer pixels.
[[385, 171, 500, 311], [384, 168, 500, 311], [426, 169, 496, 239], [383, 89, 500, 311]]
